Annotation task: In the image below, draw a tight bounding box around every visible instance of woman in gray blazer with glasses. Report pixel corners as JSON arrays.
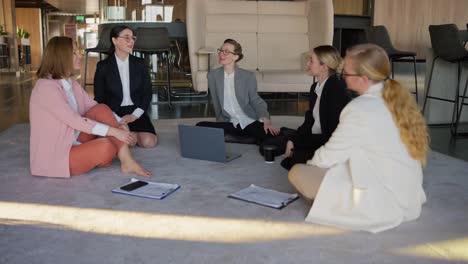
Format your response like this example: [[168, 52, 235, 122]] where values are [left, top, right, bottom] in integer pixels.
[[197, 39, 280, 145]]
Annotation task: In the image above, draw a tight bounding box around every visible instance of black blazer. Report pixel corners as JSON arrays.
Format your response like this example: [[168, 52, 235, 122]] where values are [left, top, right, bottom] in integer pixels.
[[93, 54, 152, 114], [291, 74, 351, 150]]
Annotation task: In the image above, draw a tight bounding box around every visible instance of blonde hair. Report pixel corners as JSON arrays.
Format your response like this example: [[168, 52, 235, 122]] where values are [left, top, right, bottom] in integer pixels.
[[313, 45, 342, 74], [37, 36, 74, 79], [346, 43, 429, 165]]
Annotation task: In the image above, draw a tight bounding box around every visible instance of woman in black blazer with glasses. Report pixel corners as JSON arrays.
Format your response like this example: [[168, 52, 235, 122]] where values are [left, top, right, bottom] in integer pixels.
[[94, 25, 157, 148]]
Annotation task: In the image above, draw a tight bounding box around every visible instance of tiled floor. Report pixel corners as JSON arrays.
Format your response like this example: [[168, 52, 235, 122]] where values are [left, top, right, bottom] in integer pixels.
[[1, 65, 468, 162]]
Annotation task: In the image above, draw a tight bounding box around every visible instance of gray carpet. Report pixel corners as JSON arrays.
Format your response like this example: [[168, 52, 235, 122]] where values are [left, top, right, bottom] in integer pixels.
[[0, 117, 467, 264]]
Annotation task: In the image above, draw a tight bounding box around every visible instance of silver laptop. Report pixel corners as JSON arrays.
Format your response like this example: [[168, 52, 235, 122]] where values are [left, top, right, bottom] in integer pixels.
[[178, 124, 242, 163]]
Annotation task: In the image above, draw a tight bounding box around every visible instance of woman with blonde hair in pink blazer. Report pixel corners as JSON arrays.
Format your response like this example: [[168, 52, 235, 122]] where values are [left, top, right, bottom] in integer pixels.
[[29, 36, 151, 178]]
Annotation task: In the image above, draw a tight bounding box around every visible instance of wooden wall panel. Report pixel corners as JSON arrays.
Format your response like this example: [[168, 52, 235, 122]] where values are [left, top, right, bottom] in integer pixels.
[[374, 0, 468, 59], [16, 8, 42, 70], [333, 0, 368, 15]]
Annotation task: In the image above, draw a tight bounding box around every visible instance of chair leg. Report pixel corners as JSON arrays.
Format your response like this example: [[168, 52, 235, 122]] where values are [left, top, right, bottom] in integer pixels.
[[451, 62, 463, 136], [412, 56, 418, 103], [391, 59, 395, 79], [422, 56, 438, 114], [166, 51, 172, 107], [84, 51, 89, 90], [454, 73, 468, 136]]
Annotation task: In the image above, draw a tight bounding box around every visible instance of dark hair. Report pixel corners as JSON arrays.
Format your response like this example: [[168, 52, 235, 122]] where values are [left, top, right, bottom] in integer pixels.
[[37, 36, 74, 79], [109, 25, 133, 53], [223, 38, 244, 62]]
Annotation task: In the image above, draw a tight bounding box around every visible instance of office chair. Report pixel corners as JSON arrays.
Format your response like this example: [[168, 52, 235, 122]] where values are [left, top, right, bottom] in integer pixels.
[[366, 25, 419, 102], [423, 24, 468, 136], [83, 26, 112, 90], [133, 27, 172, 106]]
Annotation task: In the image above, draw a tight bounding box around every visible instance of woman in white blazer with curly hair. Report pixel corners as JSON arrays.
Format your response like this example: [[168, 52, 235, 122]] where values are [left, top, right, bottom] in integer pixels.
[[289, 43, 429, 233]]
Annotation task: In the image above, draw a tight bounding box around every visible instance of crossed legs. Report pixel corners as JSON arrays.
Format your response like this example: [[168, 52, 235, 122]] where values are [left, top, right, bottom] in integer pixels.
[[69, 104, 150, 176]]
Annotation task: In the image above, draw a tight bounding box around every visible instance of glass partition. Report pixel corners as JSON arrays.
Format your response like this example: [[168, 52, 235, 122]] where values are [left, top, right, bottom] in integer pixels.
[[101, 0, 185, 23]]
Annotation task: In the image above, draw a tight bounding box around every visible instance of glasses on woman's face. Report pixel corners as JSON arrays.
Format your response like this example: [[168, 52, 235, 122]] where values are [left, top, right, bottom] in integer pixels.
[[217, 48, 236, 56], [339, 71, 361, 79], [117, 35, 137, 42]]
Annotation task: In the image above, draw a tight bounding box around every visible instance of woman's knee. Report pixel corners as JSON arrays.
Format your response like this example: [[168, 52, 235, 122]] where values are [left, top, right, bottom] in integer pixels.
[[86, 104, 111, 117], [138, 134, 158, 148]]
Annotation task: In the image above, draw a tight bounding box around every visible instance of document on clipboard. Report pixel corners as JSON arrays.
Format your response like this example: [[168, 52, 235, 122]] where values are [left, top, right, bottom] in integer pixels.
[[228, 184, 299, 209], [112, 178, 180, 200]]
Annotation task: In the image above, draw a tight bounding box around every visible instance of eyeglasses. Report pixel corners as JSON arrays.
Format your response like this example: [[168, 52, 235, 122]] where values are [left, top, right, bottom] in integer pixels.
[[217, 48, 236, 55], [339, 72, 361, 79], [117, 35, 137, 42]]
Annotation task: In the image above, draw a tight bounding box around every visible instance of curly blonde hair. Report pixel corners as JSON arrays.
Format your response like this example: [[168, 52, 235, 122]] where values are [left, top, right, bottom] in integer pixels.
[[346, 44, 430, 165]]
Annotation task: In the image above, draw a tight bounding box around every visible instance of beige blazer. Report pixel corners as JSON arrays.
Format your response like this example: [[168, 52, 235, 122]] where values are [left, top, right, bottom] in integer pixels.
[[307, 83, 426, 233]]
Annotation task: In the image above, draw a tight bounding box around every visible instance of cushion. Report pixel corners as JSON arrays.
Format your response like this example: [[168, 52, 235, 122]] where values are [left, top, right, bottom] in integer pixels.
[[257, 1, 306, 15], [206, 14, 257, 33], [257, 33, 309, 70], [258, 15, 308, 34], [261, 70, 315, 84], [207, 0, 257, 14]]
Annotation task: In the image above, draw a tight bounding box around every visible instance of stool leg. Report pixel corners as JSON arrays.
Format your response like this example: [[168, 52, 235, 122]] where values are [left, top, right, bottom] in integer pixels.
[[166, 51, 172, 107], [450, 62, 462, 136], [84, 51, 89, 90], [454, 73, 468, 136], [391, 58, 395, 79], [422, 56, 438, 114], [412, 56, 418, 103]]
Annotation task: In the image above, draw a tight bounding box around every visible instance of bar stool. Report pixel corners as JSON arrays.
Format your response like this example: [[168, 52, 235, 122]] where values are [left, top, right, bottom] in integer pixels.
[[133, 27, 172, 106], [423, 24, 468, 136], [83, 26, 112, 90], [366, 25, 419, 102]]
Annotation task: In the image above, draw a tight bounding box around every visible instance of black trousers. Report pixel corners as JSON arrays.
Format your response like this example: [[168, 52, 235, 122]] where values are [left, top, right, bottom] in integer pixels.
[[196, 121, 269, 144], [197, 121, 287, 157]]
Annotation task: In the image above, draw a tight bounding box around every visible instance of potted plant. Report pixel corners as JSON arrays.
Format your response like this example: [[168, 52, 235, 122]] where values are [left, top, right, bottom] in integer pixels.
[[0, 25, 8, 44], [17, 27, 30, 45]]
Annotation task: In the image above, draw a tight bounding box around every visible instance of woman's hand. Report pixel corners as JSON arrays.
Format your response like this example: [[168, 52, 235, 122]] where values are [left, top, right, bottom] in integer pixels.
[[121, 114, 138, 124], [262, 118, 280, 135], [119, 123, 130, 131], [118, 123, 137, 146], [284, 140, 294, 157], [108, 127, 135, 145]]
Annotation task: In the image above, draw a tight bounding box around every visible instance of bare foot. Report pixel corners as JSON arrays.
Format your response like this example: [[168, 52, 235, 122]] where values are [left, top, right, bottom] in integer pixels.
[[121, 160, 152, 177]]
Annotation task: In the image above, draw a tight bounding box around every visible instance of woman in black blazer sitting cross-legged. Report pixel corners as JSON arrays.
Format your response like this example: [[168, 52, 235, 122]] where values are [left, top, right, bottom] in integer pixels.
[[94, 25, 157, 148], [281, 45, 351, 170]]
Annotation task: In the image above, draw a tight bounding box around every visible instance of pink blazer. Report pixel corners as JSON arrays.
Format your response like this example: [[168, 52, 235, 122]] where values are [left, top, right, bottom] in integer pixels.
[[29, 79, 98, 178]]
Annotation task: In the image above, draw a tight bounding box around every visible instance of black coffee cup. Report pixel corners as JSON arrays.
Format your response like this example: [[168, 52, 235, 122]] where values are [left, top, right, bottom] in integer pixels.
[[263, 145, 277, 163]]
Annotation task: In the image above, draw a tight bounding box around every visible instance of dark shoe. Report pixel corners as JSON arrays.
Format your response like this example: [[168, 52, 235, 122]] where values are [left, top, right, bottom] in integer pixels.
[[280, 157, 293, 170]]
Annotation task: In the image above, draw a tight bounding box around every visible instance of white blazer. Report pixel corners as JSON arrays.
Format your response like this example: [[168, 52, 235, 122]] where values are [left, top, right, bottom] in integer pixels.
[[307, 82, 426, 233]]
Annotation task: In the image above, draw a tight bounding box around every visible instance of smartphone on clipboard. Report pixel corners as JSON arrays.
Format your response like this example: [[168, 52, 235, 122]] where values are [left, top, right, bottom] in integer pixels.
[[120, 180, 148, 192]]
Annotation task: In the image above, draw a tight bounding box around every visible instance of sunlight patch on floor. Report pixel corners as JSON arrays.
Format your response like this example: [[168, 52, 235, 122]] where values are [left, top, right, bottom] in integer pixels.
[[392, 237, 468, 262], [0, 201, 345, 243]]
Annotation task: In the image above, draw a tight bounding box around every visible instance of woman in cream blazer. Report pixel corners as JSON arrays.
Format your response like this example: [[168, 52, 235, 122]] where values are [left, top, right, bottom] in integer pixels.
[[289, 44, 429, 233]]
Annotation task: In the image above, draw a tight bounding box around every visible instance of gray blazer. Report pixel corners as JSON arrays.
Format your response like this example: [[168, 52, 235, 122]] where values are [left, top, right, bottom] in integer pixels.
[[207, 67, 270, 122]]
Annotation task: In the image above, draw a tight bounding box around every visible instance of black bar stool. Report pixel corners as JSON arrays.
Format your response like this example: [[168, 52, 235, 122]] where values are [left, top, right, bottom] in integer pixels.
[[83, 27, 112, 90], [133, 27, 172, 106], [423, 24, 468, 136], [366, 25, 419, 102]]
